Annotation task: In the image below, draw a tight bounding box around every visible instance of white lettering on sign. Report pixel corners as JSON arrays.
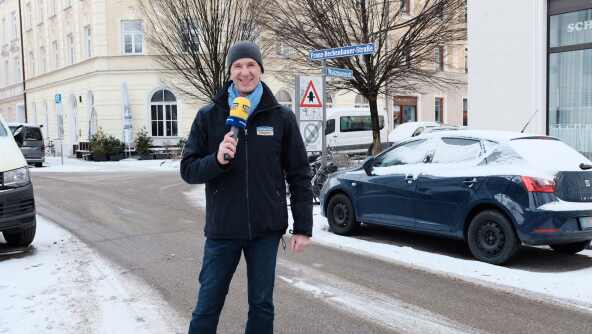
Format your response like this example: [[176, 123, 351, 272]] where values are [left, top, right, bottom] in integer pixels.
[[567, 20, 592, 33]]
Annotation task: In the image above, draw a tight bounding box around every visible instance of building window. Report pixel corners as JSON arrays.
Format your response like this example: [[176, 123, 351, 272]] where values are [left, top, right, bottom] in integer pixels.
[[67, 33, 74, 65], [435, 97, 444, 123], [122, 20, 144, 55], [276, 89, 292, 110], [1, 17, 6, 45], [37, 0, 44, 24], [25, 2, 32, 30], [15, 57, 21, 82], [4, 59, 8, 85], [39, 46, 46, 73], [49, 0, 56, 17], [393, 96, 417, 124], [326, 94, 333, 108], [354, 94, 369, 108], [10, 12, 17, 40], [181, 18, 199, 53], [400, 0, 410, 15], [84, 25, 91, 58], [150, 89, 178, 137], [276, 41, 296, 57], [434, 46, 444, 71], [52, 40, 59, 68], [29, 51, 35, 76], [463, 98, 468, 126]]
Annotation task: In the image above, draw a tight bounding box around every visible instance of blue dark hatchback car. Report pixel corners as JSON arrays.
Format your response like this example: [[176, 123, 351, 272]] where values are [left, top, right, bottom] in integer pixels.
[[320, 130, 592, 264]]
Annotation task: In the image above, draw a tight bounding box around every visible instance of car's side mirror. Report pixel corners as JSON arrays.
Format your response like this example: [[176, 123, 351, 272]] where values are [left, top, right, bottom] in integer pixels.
[[362, 156, 375, 176]]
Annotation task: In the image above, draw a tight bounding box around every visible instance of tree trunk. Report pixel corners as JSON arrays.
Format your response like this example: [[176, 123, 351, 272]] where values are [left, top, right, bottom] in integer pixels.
[[368, 94, 382, 156]]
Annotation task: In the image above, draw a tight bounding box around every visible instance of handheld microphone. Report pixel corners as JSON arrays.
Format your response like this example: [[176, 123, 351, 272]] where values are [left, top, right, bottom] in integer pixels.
[[224, 96, 251, 161]]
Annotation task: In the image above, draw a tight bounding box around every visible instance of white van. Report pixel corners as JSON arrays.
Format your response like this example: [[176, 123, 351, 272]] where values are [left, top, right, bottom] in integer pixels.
[[325, 108, 388, 154], [0, 114, 36, 247]]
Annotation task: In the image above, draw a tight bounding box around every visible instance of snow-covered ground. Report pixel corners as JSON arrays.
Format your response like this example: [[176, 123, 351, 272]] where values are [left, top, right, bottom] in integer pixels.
[[29, 158, 592, 314], [187, 184, 592, 312], [0, 217, 186, 334], [30, 156, 180, 173]]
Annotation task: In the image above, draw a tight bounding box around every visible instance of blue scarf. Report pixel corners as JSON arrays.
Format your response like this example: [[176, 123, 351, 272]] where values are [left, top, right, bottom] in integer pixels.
[[227, 82, 263, 119]]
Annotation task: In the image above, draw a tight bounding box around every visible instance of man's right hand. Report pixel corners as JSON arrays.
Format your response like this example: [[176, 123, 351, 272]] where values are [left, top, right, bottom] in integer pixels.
[[217, 131, 238, 165]]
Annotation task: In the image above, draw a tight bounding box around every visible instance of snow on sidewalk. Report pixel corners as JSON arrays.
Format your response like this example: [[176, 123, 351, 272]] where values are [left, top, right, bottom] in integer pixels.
[[30, 156, 180, 173], [0, 216, 186, 334]]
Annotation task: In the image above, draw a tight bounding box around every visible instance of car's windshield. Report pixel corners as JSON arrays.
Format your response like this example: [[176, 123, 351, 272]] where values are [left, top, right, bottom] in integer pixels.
[[25, 127, 43, 140]]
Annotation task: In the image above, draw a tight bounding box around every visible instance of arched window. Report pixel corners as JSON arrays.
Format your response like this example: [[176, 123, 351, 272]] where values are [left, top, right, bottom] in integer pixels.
[[276, 89, 292, 110], [354, 94, 369, 108], [151, 89, 178, 137]]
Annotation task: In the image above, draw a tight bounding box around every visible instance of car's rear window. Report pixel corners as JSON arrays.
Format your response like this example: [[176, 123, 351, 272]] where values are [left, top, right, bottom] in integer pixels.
[[500, 139, 591, 171], [25, 127, 43, 140]]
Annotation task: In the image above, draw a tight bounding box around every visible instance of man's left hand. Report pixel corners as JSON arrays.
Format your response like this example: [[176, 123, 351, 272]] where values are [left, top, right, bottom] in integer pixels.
[[290, 234, 311, 253]]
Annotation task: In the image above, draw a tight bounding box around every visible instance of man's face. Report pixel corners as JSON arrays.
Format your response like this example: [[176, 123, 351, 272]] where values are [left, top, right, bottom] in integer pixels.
[[230, 58, 262, 96]]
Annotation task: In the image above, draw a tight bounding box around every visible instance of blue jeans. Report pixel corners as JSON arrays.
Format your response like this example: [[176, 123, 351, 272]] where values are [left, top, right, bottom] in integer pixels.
[[188, 236, 281, 334]]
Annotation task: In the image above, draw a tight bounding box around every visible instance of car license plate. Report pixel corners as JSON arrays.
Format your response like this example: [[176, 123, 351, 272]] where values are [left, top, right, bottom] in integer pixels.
[[581, 217, 592, 230]]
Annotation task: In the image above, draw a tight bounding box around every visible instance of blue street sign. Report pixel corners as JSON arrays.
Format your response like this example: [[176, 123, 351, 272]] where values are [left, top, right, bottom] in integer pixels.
[[54, 94, 62, 104], [326, 67, 353, 79], [309, 43, 375, 61]]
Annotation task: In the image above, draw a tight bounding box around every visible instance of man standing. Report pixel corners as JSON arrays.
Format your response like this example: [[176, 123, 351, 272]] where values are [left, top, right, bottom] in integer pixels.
[[180, 41, 313, 334]]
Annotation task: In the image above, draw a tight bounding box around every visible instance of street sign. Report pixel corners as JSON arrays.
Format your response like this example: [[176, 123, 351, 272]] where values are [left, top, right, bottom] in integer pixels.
[[300, 80, 323, 108], [54, 93, 62, 104], [300, 121, 322, 152], [326, 67, 353, 79], [309, 43, 375, 61], [298, 76, 323, 121]]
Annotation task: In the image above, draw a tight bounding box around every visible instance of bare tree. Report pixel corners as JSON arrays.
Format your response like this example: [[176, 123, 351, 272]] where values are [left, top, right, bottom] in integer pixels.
[[261, 0, 467, 155], [141, 0, 265, 102]]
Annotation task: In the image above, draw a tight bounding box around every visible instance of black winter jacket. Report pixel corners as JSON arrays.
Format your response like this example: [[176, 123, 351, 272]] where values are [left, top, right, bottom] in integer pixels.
[[180, 81, 313, 239]]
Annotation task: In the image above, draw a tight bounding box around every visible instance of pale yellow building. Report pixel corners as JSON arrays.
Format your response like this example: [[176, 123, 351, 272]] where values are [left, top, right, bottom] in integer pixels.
[[0, 0, 467, 157]]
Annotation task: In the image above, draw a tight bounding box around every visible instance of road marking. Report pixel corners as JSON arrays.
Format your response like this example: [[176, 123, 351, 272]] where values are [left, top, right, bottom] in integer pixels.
[[278, 260, 488, 334]]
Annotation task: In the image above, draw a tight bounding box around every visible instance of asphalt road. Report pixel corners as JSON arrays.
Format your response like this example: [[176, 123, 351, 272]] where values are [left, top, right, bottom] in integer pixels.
[[31, 171, 592, 334]]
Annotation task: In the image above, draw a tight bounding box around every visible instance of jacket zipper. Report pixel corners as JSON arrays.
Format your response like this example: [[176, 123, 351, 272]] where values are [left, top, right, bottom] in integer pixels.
[[245, 127, 252, 240]]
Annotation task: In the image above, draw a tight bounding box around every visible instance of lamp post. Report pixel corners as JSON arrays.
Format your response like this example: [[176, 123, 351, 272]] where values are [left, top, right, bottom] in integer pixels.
[[17, 0, 28, 123]]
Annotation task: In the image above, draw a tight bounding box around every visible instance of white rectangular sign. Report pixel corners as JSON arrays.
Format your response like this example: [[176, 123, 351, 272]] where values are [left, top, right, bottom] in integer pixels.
[[300, 120, 323, 152]]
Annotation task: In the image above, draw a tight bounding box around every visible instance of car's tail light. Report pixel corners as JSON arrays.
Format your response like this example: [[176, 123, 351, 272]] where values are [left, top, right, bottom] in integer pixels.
[[521, 176, 556, 193]]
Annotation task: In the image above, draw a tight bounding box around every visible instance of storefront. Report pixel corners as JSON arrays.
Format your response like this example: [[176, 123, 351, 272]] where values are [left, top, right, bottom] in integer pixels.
[[548, 0, 592, 158]]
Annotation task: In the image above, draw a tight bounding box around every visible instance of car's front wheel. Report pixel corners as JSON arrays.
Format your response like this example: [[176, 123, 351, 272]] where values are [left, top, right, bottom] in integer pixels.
[[467, 210, 519, 265], [550, 241, 590, 254], [3, 223, 36, 248], [327, 194, 358, 235]]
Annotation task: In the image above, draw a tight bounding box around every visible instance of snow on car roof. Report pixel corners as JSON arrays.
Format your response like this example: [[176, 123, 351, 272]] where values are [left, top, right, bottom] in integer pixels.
[[417, 129, 558, 143]]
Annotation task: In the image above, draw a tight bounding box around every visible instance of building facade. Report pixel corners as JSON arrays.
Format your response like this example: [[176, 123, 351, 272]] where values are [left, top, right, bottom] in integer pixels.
[[1, 0, 467, 157], [469, 0, 592, 158]]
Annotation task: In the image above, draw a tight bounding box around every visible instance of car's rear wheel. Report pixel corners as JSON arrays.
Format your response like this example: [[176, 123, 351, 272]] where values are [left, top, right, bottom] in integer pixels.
[[327, 194, 358, 235], [550, 241, 590, 255], [3, 224, 36, 248], [467, 210, 519, 265]]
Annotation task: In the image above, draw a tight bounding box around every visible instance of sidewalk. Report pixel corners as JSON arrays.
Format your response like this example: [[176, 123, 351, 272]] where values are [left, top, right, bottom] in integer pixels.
[[0, 216, 186, 334]]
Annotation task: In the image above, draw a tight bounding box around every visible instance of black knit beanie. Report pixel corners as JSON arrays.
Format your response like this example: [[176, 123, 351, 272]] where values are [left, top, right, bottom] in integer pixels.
[[227, 41, 264, 73]]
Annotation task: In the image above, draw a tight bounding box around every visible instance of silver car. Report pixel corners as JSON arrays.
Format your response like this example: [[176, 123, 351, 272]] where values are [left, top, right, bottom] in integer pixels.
[[9, 123, 45, 168]]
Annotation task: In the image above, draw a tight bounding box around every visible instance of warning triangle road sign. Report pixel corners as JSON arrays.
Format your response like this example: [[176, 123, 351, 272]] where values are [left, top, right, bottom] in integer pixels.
[[300, 80, 323, 108]]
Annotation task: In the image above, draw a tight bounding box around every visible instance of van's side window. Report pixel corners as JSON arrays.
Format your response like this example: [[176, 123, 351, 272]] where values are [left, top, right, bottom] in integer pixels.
[[326, 119, 335, 135], [340, 115, 384, 132]]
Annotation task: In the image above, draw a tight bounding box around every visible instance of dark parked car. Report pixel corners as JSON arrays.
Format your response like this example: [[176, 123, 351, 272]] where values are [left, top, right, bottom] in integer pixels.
[[320, 130, 592, 264], [9, 123, 45, 167]]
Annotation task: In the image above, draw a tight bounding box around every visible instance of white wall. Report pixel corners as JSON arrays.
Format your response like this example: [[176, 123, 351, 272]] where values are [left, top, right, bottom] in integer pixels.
[[468, 0, 547, 134]]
